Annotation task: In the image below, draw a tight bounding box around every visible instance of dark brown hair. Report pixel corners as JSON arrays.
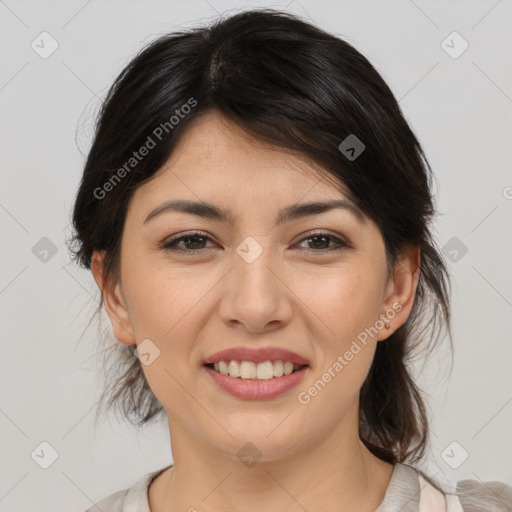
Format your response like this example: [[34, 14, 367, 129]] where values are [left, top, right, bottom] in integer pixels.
[[67, 8, 451, 465]]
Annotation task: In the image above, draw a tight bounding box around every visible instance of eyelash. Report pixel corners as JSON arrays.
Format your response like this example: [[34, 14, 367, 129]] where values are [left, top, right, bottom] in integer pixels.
[[160, 230, 351, 255]]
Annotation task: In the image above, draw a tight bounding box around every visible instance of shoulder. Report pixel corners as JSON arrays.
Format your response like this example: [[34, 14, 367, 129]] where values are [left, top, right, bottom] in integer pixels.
[[82, 465, 172, 512], [455, 478, 512, 512], [417, 469, 512, 512], [83, 489, 128, 512]]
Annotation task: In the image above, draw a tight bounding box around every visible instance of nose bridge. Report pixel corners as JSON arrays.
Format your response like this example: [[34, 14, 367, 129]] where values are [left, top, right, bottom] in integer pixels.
[[219, 233, 292, 330], [233, 234, 279, 296]]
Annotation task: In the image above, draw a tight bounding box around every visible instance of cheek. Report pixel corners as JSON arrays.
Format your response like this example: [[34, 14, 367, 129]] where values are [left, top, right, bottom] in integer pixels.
[[295, 269, 382, 417], [120, 258, 221, 402], [121, 255, 207, 340], [294, 263, 385, 342], [122, 260, 208, 410]]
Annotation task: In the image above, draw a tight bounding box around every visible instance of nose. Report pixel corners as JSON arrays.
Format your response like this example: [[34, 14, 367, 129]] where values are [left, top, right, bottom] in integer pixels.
[[218, 239, 293, 333]]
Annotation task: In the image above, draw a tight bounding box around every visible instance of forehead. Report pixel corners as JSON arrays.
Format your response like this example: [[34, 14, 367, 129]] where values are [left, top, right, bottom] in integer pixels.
[[136, 111, 350, 203]]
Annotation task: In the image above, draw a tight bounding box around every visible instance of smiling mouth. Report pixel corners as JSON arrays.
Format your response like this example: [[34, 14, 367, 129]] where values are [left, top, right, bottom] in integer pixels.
[[204, 360, 307, 380]]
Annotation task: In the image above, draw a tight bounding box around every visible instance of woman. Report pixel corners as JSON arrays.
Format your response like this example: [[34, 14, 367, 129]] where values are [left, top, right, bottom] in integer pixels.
[[68, 9, 511, 512]]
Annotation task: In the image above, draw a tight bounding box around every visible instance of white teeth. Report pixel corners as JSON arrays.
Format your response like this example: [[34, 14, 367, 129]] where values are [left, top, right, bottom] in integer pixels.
[[210, 359, 304, 379], [240, 361, 256, 379], [273, 360, 284, 377], [228, 360, 240, 378], [219, 361, 229, 375], [256, 361, 274, 380], [283, 361, 294, 375]]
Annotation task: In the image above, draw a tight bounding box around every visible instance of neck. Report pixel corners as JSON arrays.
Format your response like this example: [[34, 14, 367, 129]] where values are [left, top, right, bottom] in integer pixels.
[[150, 404, 394, 512]]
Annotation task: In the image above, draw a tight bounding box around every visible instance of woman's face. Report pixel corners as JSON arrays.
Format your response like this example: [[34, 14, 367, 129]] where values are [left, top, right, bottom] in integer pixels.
[[93, 111, 416, 462]]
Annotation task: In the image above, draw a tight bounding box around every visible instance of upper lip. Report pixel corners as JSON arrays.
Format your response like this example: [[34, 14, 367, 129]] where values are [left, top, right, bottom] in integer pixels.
[[203, 347, 310, 365]]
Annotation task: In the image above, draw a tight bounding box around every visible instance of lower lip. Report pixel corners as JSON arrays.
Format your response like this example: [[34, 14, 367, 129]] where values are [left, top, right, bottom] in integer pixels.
[[203, 365, 308, 400]]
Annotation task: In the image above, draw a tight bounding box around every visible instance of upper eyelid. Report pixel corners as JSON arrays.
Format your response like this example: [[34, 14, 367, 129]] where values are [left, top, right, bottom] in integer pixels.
[[163, 229, 347, 241], [162, 230, 351, 249]]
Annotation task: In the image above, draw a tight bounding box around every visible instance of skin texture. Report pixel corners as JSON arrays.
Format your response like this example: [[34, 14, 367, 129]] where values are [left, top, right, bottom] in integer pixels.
[[91, 111, 420, 512]]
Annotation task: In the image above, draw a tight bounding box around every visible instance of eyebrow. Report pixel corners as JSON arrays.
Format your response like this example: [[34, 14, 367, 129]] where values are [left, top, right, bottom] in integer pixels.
[[143, 199, 366, 226]]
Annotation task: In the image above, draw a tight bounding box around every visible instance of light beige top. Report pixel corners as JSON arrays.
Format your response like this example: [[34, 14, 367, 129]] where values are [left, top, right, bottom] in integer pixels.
[[84, 462, 512, 511]]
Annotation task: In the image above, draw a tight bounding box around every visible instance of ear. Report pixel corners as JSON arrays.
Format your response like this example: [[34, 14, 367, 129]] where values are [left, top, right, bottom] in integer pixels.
[[377, 245, 421, 341], [91, 250, 136, 345]]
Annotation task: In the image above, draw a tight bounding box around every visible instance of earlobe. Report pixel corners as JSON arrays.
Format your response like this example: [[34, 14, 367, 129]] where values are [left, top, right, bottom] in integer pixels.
[[378, 245, 421, 341], [91, 250, 136, 345]]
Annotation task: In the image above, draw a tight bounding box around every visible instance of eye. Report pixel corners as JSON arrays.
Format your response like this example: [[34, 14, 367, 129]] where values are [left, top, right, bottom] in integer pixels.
[[160, 230, 351, 255], [295, 230, 351, 253], [161, 231, 215, 254]]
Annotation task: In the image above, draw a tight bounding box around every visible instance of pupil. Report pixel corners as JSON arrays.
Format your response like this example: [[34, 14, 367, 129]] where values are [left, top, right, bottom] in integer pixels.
[[311, 236, 328, 249], [187, 236, 204, 249]]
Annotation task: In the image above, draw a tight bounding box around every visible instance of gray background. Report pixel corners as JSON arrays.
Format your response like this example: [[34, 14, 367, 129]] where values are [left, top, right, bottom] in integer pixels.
[[1, 0, 511, 510]]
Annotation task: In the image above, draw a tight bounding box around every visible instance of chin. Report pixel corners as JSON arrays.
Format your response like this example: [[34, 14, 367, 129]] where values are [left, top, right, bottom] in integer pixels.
[[213, 425, 307, 464]]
